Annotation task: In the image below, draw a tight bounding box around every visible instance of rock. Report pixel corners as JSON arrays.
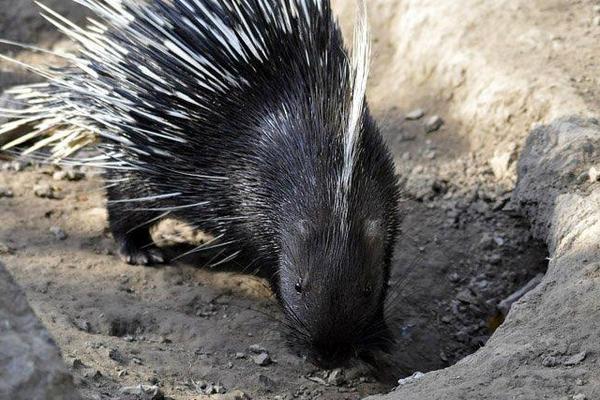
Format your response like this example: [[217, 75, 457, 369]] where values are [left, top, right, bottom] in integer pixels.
[[33, 182, 58, 199], [424, 115, 444, 133], [0, 186, 14, 198], [120, 384, 164, 400], [589, 166, 599, 182], [248, 344, 267, 354], [52, 171, 69, 181], [542, 356, 558, 367], [252, 352, 272, 366], [73, 319, 91, 332], [235, 352, 246, 359], [456, 288, 478, 305], [50, 226, 68, 240], [573, 394, 586, 400], [594, 16, 600, 26], [405, 108, 425, 120], [52, 169, 85, 182], [478, 232, 495, 250], [83, 369, 102, 380], [397, 371, 425, 386], [108, 348, 126, 364], [0, 263, 78, 400], [563, 351, 586, 366], [194, 381, 226, 395], [211, 390, 250, 400], [0, 242, 15, 255]]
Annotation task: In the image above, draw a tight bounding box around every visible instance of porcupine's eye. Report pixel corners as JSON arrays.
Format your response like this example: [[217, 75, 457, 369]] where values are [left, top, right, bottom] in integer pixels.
[[295, 280, 303, 294], [362, 285, 373, 297]]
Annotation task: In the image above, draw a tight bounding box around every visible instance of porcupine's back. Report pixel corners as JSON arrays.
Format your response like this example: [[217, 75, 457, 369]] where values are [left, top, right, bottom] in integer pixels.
[[2, 0, 360, 245]]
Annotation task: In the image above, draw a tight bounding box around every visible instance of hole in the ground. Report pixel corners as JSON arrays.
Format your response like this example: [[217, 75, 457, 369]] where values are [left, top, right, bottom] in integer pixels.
[[107, 316, 147, 337], [377, 107, 550, 376]]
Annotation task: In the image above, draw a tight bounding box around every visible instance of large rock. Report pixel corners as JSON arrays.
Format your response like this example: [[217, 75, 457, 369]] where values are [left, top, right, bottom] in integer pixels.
[[0, 262, 79, 400], [368, 117, 600, 399]]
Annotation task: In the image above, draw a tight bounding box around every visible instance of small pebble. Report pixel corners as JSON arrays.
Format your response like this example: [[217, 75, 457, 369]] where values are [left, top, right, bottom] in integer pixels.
[[212, 390, 250, 400], [132, 357, 143, 365], [456, 288, 478, 305], [0, 242, 15, 255], [424, 115, 444, 133], [594, 16, 600, 26], [405, 108, 425, 120], [397, 371, 425, 385], [252, 352, 272, 366], [108, 348, 126, 364], [448, 272, 460, 283], [50, 226, 68, 240], [235, 352, 246, 359], [589, 166, 599, 182], [194, 381, 226, 395], [327, 369, 345, 386], [258, 374, 276, 391], [542, 356, 558, 367], [33, 182, 57, 199], [120, 384, 164, 400], [53, 169, 85, 182], [0, 186, 14, 198], [248, 344, 267, 354]]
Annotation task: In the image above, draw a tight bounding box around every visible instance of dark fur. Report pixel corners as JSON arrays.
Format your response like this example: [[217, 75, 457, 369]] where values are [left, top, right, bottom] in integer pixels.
[[56, 0, 399, 367]]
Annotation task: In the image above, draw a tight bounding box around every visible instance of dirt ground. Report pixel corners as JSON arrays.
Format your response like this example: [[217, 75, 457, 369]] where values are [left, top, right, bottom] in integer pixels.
[[1, 0, 598, 399]]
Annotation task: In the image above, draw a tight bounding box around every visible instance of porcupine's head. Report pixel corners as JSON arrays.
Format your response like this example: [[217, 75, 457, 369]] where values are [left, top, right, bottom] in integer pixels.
[[276, 159, 399, 369], [266, 1, 400, 368]]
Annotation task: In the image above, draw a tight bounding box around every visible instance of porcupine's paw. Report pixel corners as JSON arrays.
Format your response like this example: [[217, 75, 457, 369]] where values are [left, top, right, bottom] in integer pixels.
[[118, 242, 166, 266]]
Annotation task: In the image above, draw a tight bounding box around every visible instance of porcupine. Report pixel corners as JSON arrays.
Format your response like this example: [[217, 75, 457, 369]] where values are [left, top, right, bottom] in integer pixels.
[[0, 0, 399, 367]]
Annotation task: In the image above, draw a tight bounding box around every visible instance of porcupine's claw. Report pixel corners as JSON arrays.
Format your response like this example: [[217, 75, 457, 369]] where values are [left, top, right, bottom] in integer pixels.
[[118, 241, 166, 266]]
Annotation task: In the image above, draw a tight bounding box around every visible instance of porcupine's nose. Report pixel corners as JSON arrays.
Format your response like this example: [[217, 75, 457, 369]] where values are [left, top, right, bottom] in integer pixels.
[[311, 339, 354, 369]]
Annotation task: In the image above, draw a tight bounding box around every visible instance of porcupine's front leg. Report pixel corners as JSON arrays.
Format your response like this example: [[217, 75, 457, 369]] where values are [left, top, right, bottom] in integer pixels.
[[108, 208, 166, 265], [105, 173, 166, 266]]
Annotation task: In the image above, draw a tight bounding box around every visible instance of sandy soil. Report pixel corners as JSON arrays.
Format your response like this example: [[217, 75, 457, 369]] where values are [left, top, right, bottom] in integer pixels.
[[1, 0, 598, 399]]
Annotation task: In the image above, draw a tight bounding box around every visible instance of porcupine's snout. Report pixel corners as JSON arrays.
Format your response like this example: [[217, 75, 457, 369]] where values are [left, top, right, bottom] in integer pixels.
[[277, 217, 393, 368]]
